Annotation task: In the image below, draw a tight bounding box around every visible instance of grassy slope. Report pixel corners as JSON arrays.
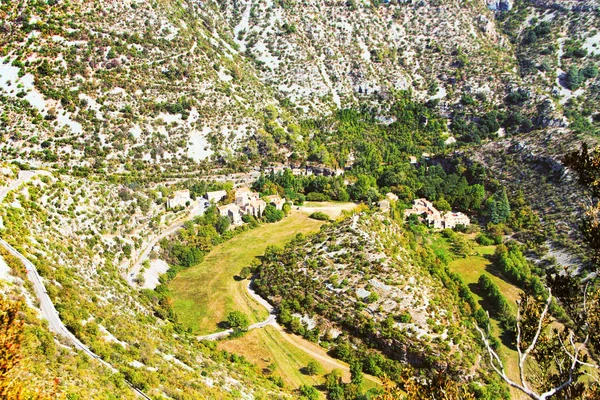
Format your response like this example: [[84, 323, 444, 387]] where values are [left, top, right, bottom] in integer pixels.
[[218, 326, 380, 396], [299, 202, 358, 219], [447, 242, 527, 400], [169, 210, 325, 334], [169, 205, 380, 395]]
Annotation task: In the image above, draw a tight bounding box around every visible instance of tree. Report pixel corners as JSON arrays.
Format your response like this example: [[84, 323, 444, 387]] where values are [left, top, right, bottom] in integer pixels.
[[564, 66, 583, 90], [226, 311, 249, 332], [324, 369, 344, 398], [476, 291, 590, 399], [298, 385, 319, 400], [468, 143, 600, 399], [239, 266, 251, 279], [350, 361, 363, 387], [282, 202, 291, 215], [263, 205, 284, 223], [374, 373, 475, 400], [0, 297, 25, 399], [304, 360, 322, 376], [434, 198, 451, 212], [216, 215, 231, 234], [349, 174, 379, 202], [488, 188, 510, 224]]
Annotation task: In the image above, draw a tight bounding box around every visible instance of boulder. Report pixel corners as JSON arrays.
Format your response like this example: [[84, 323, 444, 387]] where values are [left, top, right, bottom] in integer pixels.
[[487, 0, 512, 11]]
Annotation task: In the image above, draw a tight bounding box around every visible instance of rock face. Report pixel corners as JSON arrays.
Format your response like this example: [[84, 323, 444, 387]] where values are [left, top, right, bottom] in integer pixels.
[[487, 0, 513, 10]]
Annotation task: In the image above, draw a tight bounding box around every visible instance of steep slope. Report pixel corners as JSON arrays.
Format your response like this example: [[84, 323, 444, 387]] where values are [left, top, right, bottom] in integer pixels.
[[255, 213, 491, 379], [219, 0, 515, 113], [0, 167, 291, 398], [1, 0, 281, 169]]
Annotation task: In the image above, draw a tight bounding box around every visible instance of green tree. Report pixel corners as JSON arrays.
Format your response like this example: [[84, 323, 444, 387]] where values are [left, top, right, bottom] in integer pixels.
[[350, 361, 363, 387], [226, 311, 249, 331], [239, 266, 251, 279], [434, 198, 451, 211], [304, 360, 322, 376], [263, 205, 284, 223], [216, 215, 231, 234], [565, 66, 583, 90], [298, 385, 319, 400], [325, 369, 344, 396], [488, 188, 510, 224]]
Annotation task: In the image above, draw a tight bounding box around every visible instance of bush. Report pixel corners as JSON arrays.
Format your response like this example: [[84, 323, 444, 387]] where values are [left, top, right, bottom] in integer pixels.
[[565, 66, 583, 90], [309, 212, 330, 221], [306, 192, 330, 202], [304, 360, 322, 376], [478, 275, 515, 330], [298, 385, 319, 400], [264, 205, 284, 223], [476, 233, 495, 246], [216, 216, 231, 234], [226, 311, 249, 331], [396, 312, 412, 323]]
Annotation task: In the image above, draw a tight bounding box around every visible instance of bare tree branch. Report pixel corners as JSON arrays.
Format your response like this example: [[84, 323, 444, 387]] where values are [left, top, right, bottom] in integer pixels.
[[475, 324, 541, 400], [476, 289, 597, 400]]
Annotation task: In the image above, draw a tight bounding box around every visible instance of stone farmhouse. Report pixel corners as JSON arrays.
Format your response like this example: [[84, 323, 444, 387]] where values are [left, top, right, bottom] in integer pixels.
[[167, 190, 191, 209], [218, 203, 243, 225], [264, 194, 285, 210], [235, 187, 266, 218], [205, 190, 227, 203], [211, 186, 290, 227], [404, 198, 470, 229]]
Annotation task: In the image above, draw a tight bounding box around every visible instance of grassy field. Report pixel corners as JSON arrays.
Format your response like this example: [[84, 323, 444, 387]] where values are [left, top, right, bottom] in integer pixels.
[[169, 211, 326, 334], [449, 245, 521, 308], [219, 326, 380, 397], [169, 205, 376, 395], [299, 202, 357, 219], [446, 241, 527, 400]]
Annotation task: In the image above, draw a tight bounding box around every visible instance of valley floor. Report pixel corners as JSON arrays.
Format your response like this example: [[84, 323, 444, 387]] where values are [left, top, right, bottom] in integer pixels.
[[169, 209, 328, 334], [169, 204, 384, 393]]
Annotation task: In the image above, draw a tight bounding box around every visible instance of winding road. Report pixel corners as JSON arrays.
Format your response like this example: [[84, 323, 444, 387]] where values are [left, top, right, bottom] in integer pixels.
[[196, 280, 277, 341], [0, 172, 151, 399], [2, 173, 376, 391], [126, 200, 207, 285], [0, 239, 151, 399], [0, 170, 43, 203], [197, 278, 382, 386]]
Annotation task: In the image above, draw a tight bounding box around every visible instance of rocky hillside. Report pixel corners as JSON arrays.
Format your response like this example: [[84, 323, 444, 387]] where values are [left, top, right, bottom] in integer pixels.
[[1, 0, 281, 171], [2, 0, 598, 171], [219, 0, 514, 111], [0, 165, 290, 398], [1, 0, 600, 397], [255, 213, 488, 378]]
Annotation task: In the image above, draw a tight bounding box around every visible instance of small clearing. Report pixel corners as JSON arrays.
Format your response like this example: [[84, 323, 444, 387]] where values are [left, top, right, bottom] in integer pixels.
[[299, 202, 357, 219]]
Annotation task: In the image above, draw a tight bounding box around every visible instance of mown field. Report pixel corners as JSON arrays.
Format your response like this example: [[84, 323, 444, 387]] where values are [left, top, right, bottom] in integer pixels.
[[169, 205, 377, 395], [169, 210, 327, 334], [218, 325, 380, 398]]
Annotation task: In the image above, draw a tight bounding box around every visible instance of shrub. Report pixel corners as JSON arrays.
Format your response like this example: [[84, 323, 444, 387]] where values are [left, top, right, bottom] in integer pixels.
[[306, 192, 330, 202], [309, 212, 330, 221], [264, 205, 284, 223], [298, 385, 319, 400], [304, 360, 322, 376], [476, 233, 495, 246], [226, 311, 249, 331]]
